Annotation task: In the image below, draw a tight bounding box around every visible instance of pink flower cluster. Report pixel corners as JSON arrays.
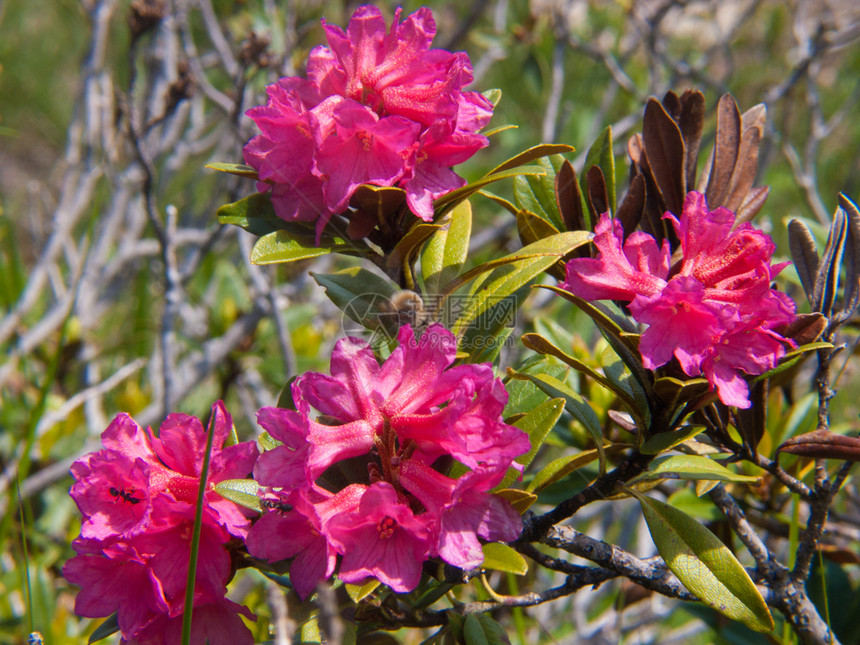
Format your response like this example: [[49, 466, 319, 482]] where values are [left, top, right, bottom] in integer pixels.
[[243, 5, 493, 240], [246, 324, 530, 598], [561, 191, 796, 408], [63, 403, 259, 645]]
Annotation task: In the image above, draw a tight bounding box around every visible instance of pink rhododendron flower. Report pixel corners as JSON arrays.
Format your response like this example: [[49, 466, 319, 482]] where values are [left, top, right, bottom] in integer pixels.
[[243, 5, 493, 239], [245, 324, 529, 597], [64, 402, 258, 644], [561, 191, 796, 408]]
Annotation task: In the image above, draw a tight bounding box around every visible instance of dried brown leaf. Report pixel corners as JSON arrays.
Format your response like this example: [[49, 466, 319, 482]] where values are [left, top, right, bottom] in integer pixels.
[[662, 90, 681, 120], [837, 193, 860, 320], [643, 98, 686, 217], [736, 186, 770, 224], [788, 219, 820, 306], [556, 159, 585, 232], [780, 313, 827, 346], [616, 173, 646, 240], [776, 428, 860, 462], [813, 209, 847, 317], [734, 380, 767, 452], [678, 90, 705, 190], [706, 94, 741, 207], [586, 165, 609, 220], [724, 123, 762, 214]]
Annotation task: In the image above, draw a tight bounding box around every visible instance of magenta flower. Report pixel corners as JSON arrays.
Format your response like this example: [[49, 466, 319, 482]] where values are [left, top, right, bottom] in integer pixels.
[[245, 324, 529, 595], [243, 5, 493, 239], [64, 402, 258, 644], [561, 191, 796, 407], [326, 483, 433, 592]]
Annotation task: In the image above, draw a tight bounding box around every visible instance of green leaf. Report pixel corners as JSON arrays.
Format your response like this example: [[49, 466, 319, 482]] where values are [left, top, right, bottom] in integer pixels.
[[345, 579, 381, 603], [753, 341, 834, 383], [421, 199, 472, 295], [635, 493, 774, 632], [640, 425, 706, 455], [630, 454, 761, 484], [527, 444, 628, 493], [250, 229, 365, 264], [89, 613, 120, 643], [258, 431, 283, 451], [434, 165, 549, 212], [216, 192, 285, 236], [464, 613, 511, 645], [214, 479, 263, 512], [540, 285, 652, 394], [477, 189, 519, 214], [443, 232, 589, 296], [517, 209, 561, 245], [311, 268, 399, 334], [486, 143, 575, 177], [506, 369, 607, 473], [493, 488, 538, 514], [482, 88, 502, 107], [481, 542, 528, 575], [514, 154, 568, 231], [652, 377, 711, 411], [521, 333, 642, 420], [495, 397, 564, 489], [350, 184, 406, 217], [580, 126, 616, 217], [387, 221, 442, 274], [205, 161, 259, 178], [446, 233, 592, 337]]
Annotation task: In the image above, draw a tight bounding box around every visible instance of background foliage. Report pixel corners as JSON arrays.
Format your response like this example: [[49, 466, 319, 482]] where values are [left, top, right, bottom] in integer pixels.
[[1, 0, 859, 643]]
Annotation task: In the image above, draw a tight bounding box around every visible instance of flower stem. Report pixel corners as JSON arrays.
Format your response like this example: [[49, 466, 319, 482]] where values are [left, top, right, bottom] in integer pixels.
[[181, 411, 218, 645]]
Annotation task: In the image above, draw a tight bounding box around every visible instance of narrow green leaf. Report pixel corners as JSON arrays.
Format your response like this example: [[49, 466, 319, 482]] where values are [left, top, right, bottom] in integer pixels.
[[635, 493, 774, 632], [465, 614, 510, 645], [345, 579, 381, 603], [516, 210, 562, 278], [443, 231, 591, 299], [752, 341, 834, 383], [630, 454, 761, 484], [493, 489, 538, 514], [482, 88, 502, 107], [507, 370, 607, 473], [464, 614, 490, 645], [521, 333, 641, 419], [485, 143, 574, 177], [250, 229, 365, 264], [580, 126, 616, 217], [482, 124, 519, 137], [422, 200, 472, 295], [515, 397, 565, 468], [652, 377, 711, 410], [205, 161, 259, 178], [214, 479, 263, 512], [311, 268, 399, 334], [477, 189, 518, 215], [388, 221, 442, 274], [434, 165, 548, 211], [495, 398, 565, 489], [640, 426, 705, 455], [527, 445, 628, 493], [449, 235, 591, 337], [539, 285, 652, 394], [514, 154, 568, 231], [216, 192, 284, 236], [88, 614, 120, 643], [258, 431, 283, 451], [481, 543, 528, 575]]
